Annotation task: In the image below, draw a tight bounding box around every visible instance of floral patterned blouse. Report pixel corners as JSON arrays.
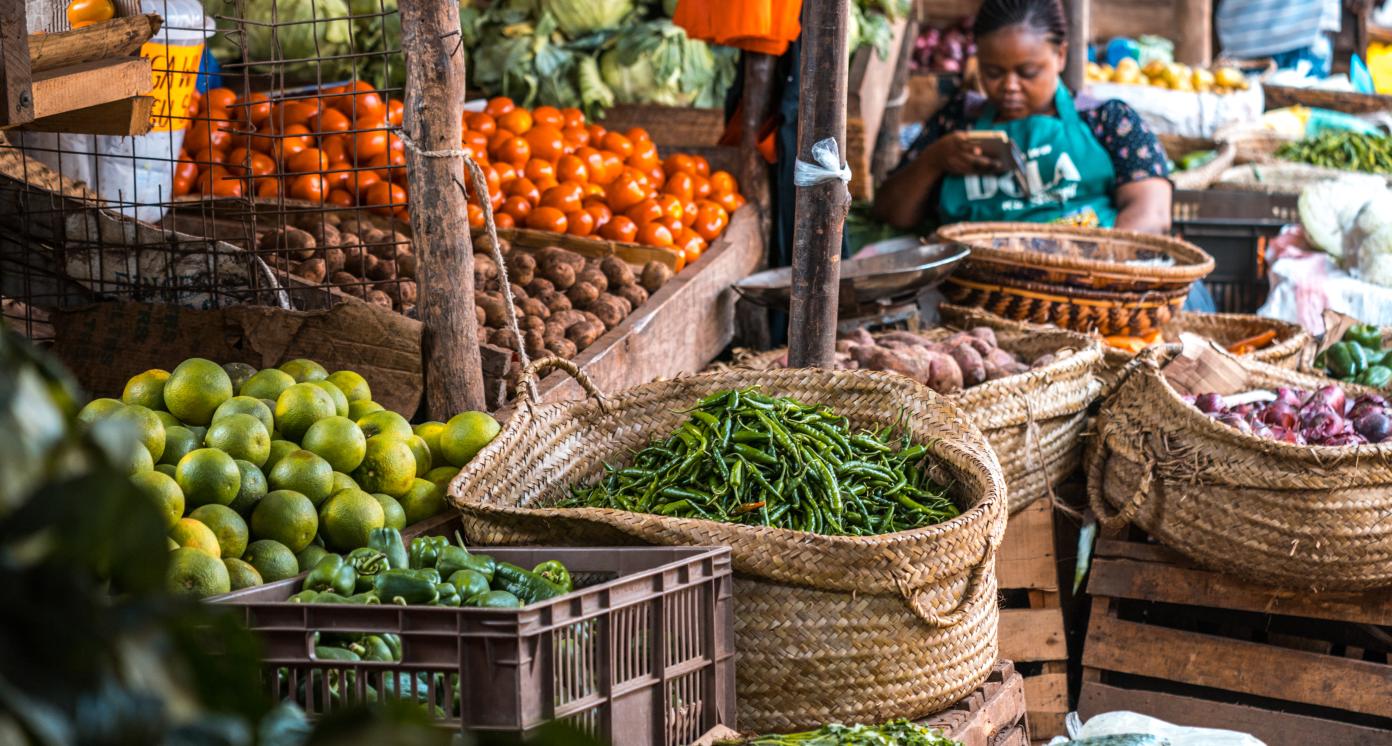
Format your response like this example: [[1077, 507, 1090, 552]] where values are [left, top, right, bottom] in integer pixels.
[[900, 89, 1171, 186]]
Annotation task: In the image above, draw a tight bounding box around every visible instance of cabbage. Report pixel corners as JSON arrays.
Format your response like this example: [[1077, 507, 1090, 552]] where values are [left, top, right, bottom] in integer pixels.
[[541, 0, 633, 37], [222, 0, 352, 65], [599, 20, 715, 106], [1359, 228, 1392, 287], [1298, 177, 1384, 258]]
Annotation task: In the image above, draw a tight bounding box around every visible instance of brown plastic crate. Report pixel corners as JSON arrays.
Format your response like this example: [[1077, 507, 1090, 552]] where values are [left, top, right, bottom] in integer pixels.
[[214, 517, 735, 744]]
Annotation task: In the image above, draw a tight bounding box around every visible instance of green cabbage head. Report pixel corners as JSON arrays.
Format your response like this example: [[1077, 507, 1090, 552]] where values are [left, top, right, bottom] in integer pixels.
[[541, 0, 633, 37]]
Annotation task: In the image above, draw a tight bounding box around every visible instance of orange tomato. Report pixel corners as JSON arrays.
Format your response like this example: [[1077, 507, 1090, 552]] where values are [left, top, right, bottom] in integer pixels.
[[532, 175, 558, 193], [601, 132, 634, 159], [524, 125, 566, 162], [576, 147, 608, 184], [606, 170, 647, 212], [287, 147, 329, 174], [175, 158, 198, 185], [363, 181, 407, 215], [625, 198, 664, 226], [274, 100, 319, 128], [561, 107, 586, 129], [497, 108, 533, 135], [494, 136, 531, 167], [532, 106, 564, 129], [694, 202, 729, 241], [677, 229, 705, 264], [205, 88, 237, 112], [709, 170, 738, 195], [290, 173, 328, 203], [274, 124, 312, 162], [321, 134, 350, 165], [646, 165, 666, 189], [692, 174, 713, 199], [562, 125, 590, 147], [555, 154, 589, 183], [664, 154, 696, 176], [191, 147, 225, 168], [173, 173, 194, 197], [715, 190, 743, 213], [241, 92, 272, 125], [585, 203, 612, 229], [255, 177, 281, 199], [493, 161, 517, 184], [692, 155, 711, 177], [484, 96, 515, 118], [586, 123, 608, 142], [626, 127, 652, 145], [600, 151, 624, 185], [660, 216, 684, 235], [466, 112, 496, 136], [655, 194, 684, 222], [483, 164, 502, 197], [348, 169, 382, 197], [334, 82, 385, 124], [327, 188, 355, 207], [387, 132, 405, 157], [66, 0, 114, 29], [662, 171, 695, 203], [636, 222, 674, 248], [463, 130, 490, 154], [185, 119, 230, 153], [387, 98, 405, 127], [494, 212, 516, 230], [628, 143, 660, 171], [682, 200, 698, 227], [526, 205, 568, 233], [352, 129, 389, 162], [583, 182, 606, 200], [523, 158, 555, 184], [504, 176, 541, 205], [314, 107, 351, 134], [565, 209, 595, 237], [501, 196, 533, 222], [601, 215, 638, 242], [541, 182, 584, 213], [467, 203, 485, 229], [200, 166, 243, 198]]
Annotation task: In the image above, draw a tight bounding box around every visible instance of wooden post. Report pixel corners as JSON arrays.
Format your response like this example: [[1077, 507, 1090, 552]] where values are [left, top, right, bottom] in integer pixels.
[[787, 0, 851, 370], [1064, 0, 1088, 93], [399, 0, 486, 417], [872, 12, 918, 185], [1174, 0, 1212, 65], [735, 51, 775, 351], [0, 0, 35, 127]]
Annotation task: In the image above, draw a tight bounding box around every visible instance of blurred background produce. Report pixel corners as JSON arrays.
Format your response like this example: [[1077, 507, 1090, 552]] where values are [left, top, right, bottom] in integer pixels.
[[910, 16, 975, 74], [1084, 58, 1249, 94]]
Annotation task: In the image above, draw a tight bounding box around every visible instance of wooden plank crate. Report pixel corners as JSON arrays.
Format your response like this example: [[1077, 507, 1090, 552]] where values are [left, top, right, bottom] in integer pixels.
[[996, 498, 1069, 740], [1080, 536, 1392, 746]]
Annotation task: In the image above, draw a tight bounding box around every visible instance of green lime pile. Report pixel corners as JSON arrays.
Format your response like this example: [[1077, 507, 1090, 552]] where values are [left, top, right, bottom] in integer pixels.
[[81, 357, 502, 599]]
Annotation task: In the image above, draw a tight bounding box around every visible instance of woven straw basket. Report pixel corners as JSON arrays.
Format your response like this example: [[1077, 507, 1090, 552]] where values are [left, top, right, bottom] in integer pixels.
[[942, 273, 1192, 336], [1099, 311, 1312, 389], [1087, 352, 1392, 591], [449, 359, 1009, 732], [727, 306, 1102, 514], [1159, 135, 1237, 190]]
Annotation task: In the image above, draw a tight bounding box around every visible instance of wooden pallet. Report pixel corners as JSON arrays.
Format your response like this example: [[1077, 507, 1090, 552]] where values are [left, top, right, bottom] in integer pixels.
[[696, 661, 1028, 745], [1080, 536, 1392, 746], [996, 498, 1069, 741]]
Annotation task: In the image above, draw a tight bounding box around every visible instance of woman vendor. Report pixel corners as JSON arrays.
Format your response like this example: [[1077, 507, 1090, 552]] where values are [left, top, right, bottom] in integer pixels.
[[874, 0, 1173, 235]]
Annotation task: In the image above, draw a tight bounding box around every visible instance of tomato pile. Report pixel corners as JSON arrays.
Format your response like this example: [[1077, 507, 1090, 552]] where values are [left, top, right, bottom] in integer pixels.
[[176, 84, 744, 266]]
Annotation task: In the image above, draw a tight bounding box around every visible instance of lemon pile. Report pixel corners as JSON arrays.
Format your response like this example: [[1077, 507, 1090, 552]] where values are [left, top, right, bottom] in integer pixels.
[[1085, 59, 1249, 94], [80, 358, 501, 599]]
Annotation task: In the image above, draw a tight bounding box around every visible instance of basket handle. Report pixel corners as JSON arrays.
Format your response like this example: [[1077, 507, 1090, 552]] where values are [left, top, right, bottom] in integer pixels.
[[1085, 435, 1154, 532], [900, 513, 1004, 630], [514, 356, 609, 410], [1096, 342, 1180, 403]]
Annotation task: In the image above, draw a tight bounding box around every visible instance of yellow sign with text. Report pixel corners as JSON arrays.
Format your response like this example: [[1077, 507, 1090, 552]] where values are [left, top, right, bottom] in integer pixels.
[[142, 41, 205, 132]]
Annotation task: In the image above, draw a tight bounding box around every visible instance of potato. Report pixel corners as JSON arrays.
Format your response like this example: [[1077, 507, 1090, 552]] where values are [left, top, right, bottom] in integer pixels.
[[550, 309, 587, 329], [338, 232, 361, 251], [520, 297, 551, 319], [476, 292, 510, 327], [521, 314, 545, 333], [542, 261, 576, 290], [539, 246, 585, 273], [366, 289, 394, 309], [382, 279, 416, 307], [588, 295, 628, 329], [397, 253, 417, 279], [509, 283, 528, 301], [566, 319, 604, 349], [505, 253, 537, 286], [947, 342, 987, 387], [348, 249, 378, 277], [614, 284, 648, 309], [260, 227, 317, 260], [368, 259, 397, 282], [567, 281, 600, 307], [600, 256, 636, 288], [488, 327, 520, 350], [577, 267, 608, 294], [640, 261, 674, 293], [309, 222, 341, 248], [540, 290, 572, 312], [332, 271, 365, 298], [474, 305, 487, 328], [321, 247, 346, 275], [545, 337, 577, 359], [295, 258, 327, 284], [524, 329, 547, 358], [474, 253, 500, 285], [525, 278, 555, 296]]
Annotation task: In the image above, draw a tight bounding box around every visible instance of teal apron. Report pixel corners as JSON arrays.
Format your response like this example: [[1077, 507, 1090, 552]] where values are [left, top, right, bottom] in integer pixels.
[[938, 85, 1118, 227]]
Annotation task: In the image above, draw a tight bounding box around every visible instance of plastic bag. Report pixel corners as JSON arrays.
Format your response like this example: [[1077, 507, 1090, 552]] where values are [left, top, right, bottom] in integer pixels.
[[1047, 711, 1267, 745], [792, 137, 851, 187]]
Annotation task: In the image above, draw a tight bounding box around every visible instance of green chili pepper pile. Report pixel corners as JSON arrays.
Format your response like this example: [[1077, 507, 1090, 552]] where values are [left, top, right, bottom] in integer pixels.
[[747, 719, 961, 745], [1315, 323, 1391, 388], [1276, 131, 1392, 173], [289, 528, 574, 609], [560, 388, 959, 536]]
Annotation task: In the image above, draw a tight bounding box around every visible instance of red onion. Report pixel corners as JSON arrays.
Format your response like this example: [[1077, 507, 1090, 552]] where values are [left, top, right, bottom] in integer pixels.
[[1354, 411, 1392, 443], [1193, 385, 1388, 446]]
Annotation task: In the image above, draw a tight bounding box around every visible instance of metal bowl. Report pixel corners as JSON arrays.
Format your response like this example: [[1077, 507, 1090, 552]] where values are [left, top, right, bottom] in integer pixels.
[[733, 237, 971, 308]]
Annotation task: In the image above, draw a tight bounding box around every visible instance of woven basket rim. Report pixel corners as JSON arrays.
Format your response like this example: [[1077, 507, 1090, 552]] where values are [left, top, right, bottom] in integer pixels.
[[936, 222, 1215, 283], [1101, 311, 1311, 363], [947, 273, 1192, 305]]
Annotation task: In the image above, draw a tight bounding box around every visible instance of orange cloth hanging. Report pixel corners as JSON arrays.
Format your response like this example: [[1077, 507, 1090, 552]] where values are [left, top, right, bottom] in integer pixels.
[[673, 0, 802, 56]]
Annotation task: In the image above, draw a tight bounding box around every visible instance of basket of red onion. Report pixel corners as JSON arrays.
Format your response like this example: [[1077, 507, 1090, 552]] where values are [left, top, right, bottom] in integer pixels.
[[1087, 355, 1392, 591]]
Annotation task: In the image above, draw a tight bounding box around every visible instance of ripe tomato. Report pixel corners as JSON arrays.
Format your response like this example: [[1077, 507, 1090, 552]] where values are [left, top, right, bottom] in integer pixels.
[[562, 125, 590, 147], [625, 199, 663, 226], [583, 182, 606, 200], [628, 143, 660, 171], [348, 169, 382, 197], [205, 87, 237, 112], [709, 170, 738, 196], [715, 190, 743, 213], [287, 147, 329, 174], [636, 222, 674, 248], [677, 229, 705, 264], [352, 129, 389, 162], [626, 127, 652, 146], [654, 194, 684, 223], [646, 165, 666, 190], [576, 147, 607, 184], [175, 157, 198, 185], [334, 82, 385, 124], [600, 215, 638, 242], [526, 205, 568, 233], [497, 108, 533, 135], [532, 106, 564, 129], [504, 176, 541, 205], [467, 203, 485, 229], [601, 132, 633, 159], [586, 123, 608, 143], [173, 174, 194, 197], [694, 202, 729, 241], [524, 125, 566, 162], [494, 136, 531, 167], [561, 107, 586, 129], [364, 181, 407, 215], [541, 182, 584, 213], [275, 100, 320, 128], [565, 209, 595, 237], [585, 203, 612, 230], [664, 153, 697, 176], [274, 124, 312, 162], [313, 107, 350, 134], [185, 119, 230, 153], [200, 166, 243, 198], [493, 161, 517, 184], [600, 151, 624, 185], [691, 155, 711, 176], [606, 170, 647, 212], [241, 92, 271, 125], [463, 130, 490, 154], [484, 96, 515, 118], [682, 200, 699, 227], [523, 158, 555, 184], [466, 112, 496, 136], [191, 147, 225, 168], [290, 173, 328, 203], [255, 176, 281, 199], [387, 98, 405, 127], [494, 212, 516, 230], [501, 195, 533, 222], [662, 171, 695, 203], [692, 174, 713, 199], [555, 154, 589, 184], [327, 188, 355, 207]]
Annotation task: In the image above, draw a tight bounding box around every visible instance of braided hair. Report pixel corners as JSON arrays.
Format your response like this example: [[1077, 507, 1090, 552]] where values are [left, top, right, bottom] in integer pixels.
[[974, 0, 1068, 46]]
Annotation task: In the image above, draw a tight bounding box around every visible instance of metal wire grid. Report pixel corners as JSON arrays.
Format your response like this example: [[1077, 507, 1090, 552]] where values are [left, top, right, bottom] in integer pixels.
[[1, 0, 416, 343]]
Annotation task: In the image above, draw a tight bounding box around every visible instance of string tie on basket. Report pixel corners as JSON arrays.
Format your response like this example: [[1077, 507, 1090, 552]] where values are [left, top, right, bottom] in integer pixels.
[[793, 138, 852, 187]]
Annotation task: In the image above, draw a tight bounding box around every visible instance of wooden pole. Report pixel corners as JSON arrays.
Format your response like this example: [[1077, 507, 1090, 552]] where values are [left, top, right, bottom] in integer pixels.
[[787, 0, 851, 369], [1064, 0, 1088, 92], [735, 51, 775, 351], [399, 0, 486, 417]]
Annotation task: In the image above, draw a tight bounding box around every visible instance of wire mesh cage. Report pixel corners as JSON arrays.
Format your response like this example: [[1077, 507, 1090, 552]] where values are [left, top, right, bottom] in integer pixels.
[[1, 0, 413, 344]]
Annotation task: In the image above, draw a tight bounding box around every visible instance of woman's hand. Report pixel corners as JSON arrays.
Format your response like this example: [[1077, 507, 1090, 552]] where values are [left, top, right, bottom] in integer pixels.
[[929, 131, 1004, 175]]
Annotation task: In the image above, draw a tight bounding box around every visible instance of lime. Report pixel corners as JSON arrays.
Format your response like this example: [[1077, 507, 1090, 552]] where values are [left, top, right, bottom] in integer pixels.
[[331, 472, 359, 493], [222, 362, 258, 393], [240, 368, 295, 400], [204, 413, 271, 467], [406, 435, 432, 477], [274, 383, 337, 442], [310, 380, 350, 417], [155, 463, 177, 478], [372, 492, 407, 530], [228, 459, 269, 516], [213, 396, 274, 433], [130, 470, 184, 529], [347, 400, 385, 420], [118, 443, 154, 476], [122, 369, 170, 411], [295, 544, 331, 572], [264, 440, 298, 472], [302, 416, 367, 473], [163, 358, 233, 426], [353, 435, 416, 497], [357, 410, 412, 441], [189, 504, 249, 559], [424, 466, 458, 492], [167, 547, 231, 598], [187, 425, 207, 442], [111, 404, 166, 463], [242, 539, 300, 582], [318, 488, 386, 551], [326, 370, 371, 403], [160, 425, 200, 466], [223, 557, 263, 590], [77, 398, 124, 425], [251, 489, 318, 553], [176, 448, 241, 508], [169, 517, 221, 557], [440, 411, 501, 467], [153, 411, 182, 430], [398, 477, 446, 525], [268, 450, 334, 506], [413, 422, 447, 466], [280, 359, 328, 383]]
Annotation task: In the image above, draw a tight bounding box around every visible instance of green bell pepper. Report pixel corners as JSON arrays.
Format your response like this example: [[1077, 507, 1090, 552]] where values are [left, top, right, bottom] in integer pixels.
[[374, 569, 440, 606], [379, 633, 403, 661], [492, 562, 567, 605], [1327, 342, 1367, 379], [304, 555, 356, 596], [345, 591, 380, 604], [532, 560, 573, 593], [1346, 324, 1384, 350], [348, 547, 390, 592], [1358, 365, 1392, 388], [314, 645, 361, 662], [409, 536, 449, 569], [368, 527, 409, 571], [448, 569, 491, 600], [353, 635, 396, 662], [433, 582, 463, 607], [436, 546, 474, 578], [288, 589, 320, 603], [468, 590, 523, 608]]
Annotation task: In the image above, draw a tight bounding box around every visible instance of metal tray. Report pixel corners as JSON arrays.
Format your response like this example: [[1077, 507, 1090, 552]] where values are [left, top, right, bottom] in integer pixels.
[[734, 237, 970, 308]]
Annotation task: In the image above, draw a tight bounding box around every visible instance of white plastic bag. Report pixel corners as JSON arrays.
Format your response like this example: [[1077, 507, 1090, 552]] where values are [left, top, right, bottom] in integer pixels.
[[1047, 711, 1266, 745]]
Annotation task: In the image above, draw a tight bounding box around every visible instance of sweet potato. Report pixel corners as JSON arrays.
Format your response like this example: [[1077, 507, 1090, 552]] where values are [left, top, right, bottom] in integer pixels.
[[841, 328, 876, 347], [879, 331, 931, 348], [567, 281, 600, 307], [919, 350, 964, 393], [969, 326, 998, 347], [947, 342, 986, 387], [983, 347, 1028, 380], [577, 267, 608, 293], [640, 261, 673, 293], [505, 253, 537, 286], [600, 255, 636, 288]]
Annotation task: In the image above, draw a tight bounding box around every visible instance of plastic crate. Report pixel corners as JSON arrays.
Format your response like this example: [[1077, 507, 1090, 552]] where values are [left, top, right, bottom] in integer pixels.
[[1171, 190, 1299, 314], [214, 517, 735, 745]]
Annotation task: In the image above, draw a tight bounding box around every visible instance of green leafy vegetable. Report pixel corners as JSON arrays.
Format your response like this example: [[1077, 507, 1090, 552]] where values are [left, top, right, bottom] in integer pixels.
[[541, 0, 634, 37]]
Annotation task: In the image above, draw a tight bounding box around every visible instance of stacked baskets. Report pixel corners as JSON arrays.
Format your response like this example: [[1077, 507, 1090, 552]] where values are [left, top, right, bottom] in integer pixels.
[[938, 223, 1214, 336]]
